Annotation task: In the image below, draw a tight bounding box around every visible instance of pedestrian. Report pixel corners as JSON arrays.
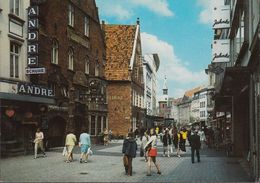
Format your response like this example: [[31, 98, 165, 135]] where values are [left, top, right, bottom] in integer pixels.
[[65, 130, 77, 163], [198, 128, 206, 149], [162, 129, 171, 157], [179, 130, 186, 152], [103, 128, 109, 146], [190, 130, 201, 163], [172, 127, 181, 157], [33, 128, 46, 159], [140, 130, 149, 161], [122, 132, 137, 176], [79, 128, 91, 163], [144, 128, 161, 176]]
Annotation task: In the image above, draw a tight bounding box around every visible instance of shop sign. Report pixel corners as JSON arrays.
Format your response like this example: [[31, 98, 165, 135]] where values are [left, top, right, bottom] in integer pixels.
[[25, 67, 46, 74], [212, 5, 230, 29], [212, 39, 230, 63], [48, 105, 68, 112], [18, 82, 54, 97]]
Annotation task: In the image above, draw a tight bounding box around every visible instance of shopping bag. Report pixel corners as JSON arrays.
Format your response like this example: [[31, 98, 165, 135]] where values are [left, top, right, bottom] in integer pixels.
[[87, 147, 93, 156], [62, 146, 67, 156], [123, 155, 128, 167]]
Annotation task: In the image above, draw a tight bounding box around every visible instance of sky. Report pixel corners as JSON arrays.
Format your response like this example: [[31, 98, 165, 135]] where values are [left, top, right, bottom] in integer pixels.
[[96, 0, 213, 98]]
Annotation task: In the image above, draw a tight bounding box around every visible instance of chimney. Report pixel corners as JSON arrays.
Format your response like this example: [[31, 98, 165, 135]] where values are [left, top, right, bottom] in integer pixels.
[[136, 17, 140, 25]]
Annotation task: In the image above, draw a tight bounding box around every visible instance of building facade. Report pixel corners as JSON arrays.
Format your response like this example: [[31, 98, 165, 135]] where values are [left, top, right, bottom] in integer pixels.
[[35, 0, 108, 145], [207, 0, 260, 181], [104, 20, 145, 136]]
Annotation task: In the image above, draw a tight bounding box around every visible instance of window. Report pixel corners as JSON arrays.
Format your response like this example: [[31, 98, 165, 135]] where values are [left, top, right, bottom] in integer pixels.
[[95, 62, 99, 76], [85, 57, 89, 74], [91, 115, 96, 135], [68, 48, 74, 70], [10, 0, 20, 16], [68, 4, 74, 27], [10, 42, 20, 78], [84, 16, 89, 36], [51, 39, 58, 64]]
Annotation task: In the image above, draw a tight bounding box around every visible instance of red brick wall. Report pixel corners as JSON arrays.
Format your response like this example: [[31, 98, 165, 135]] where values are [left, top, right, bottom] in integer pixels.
[[107, 82, 132, 136]]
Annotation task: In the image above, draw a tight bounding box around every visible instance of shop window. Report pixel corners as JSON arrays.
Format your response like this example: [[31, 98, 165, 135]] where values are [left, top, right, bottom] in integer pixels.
[[10, 42, 20, 78]]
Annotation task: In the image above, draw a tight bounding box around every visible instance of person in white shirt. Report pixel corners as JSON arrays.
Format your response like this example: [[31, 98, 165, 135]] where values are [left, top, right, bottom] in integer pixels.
[[34, 128, 46, 159]]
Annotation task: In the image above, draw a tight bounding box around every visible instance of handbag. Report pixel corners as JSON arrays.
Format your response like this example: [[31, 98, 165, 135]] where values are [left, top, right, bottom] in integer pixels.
[[62, 146, 67, 156], [123, 155, 128, 167], [148, 148, 157, 157]]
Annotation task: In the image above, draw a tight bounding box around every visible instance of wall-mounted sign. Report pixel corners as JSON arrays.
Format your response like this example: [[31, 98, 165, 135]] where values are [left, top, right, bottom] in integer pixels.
[[212, 39, 230, 63], [18, 82, 54, 97], [48, 105, 68, 112], [25, 67, 46, 74], [212, 5, 230, 29]]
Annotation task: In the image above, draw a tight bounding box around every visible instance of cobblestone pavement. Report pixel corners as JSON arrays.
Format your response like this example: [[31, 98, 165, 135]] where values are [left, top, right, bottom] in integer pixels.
[[0, 139, 253, 182]]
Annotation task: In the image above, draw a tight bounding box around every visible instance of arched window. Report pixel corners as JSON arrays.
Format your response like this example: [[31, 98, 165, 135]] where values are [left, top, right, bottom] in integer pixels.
[[95, 62, 99, 76], [85, 57, 89, 74], [51, 39, 58, 64], [68, 48, 74, 70]]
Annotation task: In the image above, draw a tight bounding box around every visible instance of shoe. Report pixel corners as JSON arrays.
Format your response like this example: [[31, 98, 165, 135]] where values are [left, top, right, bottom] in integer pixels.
[[157, 171, 162, 175], [168, 155, 170, 158], [34, 157, 37, 159], [192, 162, 194, 164], [178, 155, 181, 158], [84, 160, 88, 163], [146, 174, 151, 176], [43, 154, 47, 158], [65, 160, 70, 163], [163, 154, 166, 157], [80, 159, 83, 163]]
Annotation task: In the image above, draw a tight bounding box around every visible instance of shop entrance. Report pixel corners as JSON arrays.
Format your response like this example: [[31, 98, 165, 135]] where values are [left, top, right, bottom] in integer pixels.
[[48, 116, 66, 147]]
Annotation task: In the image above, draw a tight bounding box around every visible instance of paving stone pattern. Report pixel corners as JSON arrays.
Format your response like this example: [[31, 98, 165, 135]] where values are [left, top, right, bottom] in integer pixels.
[[0, 140, 252, 182]]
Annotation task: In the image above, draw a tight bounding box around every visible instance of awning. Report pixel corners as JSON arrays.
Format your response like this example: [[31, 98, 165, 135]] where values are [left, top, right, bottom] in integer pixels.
[[220, 67, 251, 96], [0, 92, 55, 104]]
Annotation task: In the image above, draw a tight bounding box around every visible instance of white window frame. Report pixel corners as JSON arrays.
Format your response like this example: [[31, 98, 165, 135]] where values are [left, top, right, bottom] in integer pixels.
[[84, 16, 89, 36], [10, 0, 20, 16], [68, 4, 74, 27], [51, 40, 58, 64], [10, 42, 20, 78], [68, 48, 74, 70]]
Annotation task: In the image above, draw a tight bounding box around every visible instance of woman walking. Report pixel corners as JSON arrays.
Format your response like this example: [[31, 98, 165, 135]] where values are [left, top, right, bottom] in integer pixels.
[[34, 128, 46, 159], [65, 130, 77, 163], [140, 130, 149, 161], [144, 128, 161, 176]]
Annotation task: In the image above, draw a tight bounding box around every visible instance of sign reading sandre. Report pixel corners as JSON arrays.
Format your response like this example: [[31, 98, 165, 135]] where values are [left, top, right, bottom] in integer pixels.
[[18, 82, 54, 97], [26, 6, 46, 73]]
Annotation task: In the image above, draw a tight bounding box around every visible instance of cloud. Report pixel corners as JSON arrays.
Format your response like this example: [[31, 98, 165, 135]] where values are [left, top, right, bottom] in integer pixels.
[[141, 32, 207, 97], [196, 0, 212, 24], [132, 0, 174, 17], [96, 0, 174, 21]]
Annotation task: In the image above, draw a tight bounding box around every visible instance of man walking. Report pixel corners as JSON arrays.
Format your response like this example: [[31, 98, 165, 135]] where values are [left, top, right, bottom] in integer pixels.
[[79, 129, 91, 163], [190, 130, 201, 163]]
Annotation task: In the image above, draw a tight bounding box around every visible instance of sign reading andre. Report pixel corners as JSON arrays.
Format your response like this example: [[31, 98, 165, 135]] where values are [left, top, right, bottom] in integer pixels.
[[18, 82, 54, 97]]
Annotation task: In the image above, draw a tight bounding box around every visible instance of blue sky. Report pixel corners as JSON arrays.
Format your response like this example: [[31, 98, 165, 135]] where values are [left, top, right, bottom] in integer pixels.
[[96, 0, 213, 98]]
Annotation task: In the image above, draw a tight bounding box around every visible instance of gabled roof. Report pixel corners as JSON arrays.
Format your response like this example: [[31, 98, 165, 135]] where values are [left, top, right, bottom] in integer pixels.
[[104, 24, 138, 81], [184, 86, 203, 98]]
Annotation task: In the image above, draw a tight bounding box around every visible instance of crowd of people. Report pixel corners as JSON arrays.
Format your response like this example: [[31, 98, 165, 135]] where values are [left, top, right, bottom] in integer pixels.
[[32, 125, 223, 177]]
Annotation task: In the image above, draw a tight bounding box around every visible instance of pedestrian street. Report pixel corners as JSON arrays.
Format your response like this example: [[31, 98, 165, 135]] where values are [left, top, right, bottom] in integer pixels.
[[0, 140, 252, 182]]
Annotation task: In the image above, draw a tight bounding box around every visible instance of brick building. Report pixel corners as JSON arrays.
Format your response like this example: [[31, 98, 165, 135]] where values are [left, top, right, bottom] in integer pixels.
[[32, 0, 107, 147], [103, 20, 145, 136]]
